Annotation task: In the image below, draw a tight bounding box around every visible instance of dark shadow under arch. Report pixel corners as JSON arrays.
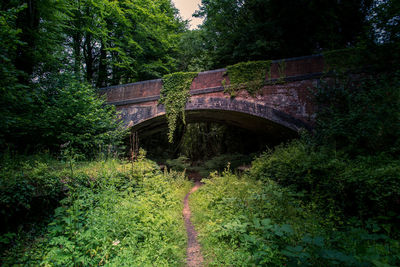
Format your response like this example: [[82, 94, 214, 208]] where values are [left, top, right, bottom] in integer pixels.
[[132, 109, 299, 145]]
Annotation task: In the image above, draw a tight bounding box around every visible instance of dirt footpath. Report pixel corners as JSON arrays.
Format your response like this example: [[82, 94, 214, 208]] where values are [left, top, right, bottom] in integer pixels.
[[183, 181, 203, 267]]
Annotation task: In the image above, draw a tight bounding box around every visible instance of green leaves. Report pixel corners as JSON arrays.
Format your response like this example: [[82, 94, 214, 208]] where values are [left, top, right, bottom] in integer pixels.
[[1, 0, 187, 153], [250, 139, 400, 220], [31, 73, 127, 157], [1, 157, 192, 265], [0, 4, 29, 148], [65, 0, 185, 85], [159, 72, 198, 142], [39, 158, 190, 266], [190, 172, 304, 265], [190, 160, 400, 266], [315, 71, 400, 155], [224, 60, 271, 97], [195, 0, 373, 68]]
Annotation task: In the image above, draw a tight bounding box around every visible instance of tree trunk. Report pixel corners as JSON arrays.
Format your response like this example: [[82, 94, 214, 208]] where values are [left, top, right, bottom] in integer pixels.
[[72, 0, 82, 77], [84, 33, 94, 83], [96, 40, 107, 87], [15, 0, 39, 83]]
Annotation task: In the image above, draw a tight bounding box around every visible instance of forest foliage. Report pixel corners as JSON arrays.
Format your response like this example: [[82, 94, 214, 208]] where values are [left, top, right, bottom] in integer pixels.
[[1, 0, 398, 154], [194, 0, 374, 68], [0, 0, 187, 154], [1, 154, 191, 265], [1, 0, 400, 265]]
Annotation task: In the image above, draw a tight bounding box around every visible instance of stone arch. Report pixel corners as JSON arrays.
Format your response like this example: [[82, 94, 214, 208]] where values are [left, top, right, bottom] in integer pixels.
[[118, 97, 310, 140]]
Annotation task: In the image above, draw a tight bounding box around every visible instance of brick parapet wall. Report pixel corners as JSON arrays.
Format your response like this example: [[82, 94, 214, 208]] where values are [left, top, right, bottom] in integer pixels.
[[101, 54, 324, 105]]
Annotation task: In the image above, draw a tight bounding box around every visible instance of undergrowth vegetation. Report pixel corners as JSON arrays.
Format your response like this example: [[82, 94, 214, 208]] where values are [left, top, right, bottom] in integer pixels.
[[191, 168, 400, 266], [166, 153, 253, 178], [250, 140, 400, 222], [314, 71, 400, 155], [1, 152, 191, 266]]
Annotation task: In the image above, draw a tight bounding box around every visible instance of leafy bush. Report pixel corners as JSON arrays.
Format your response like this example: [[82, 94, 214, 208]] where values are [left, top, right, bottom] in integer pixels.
[[0, 155, 65, 237], [250, 140, 400, 222], [314, 71, 400, 156], [0, 154, 129, 254], [190, 170, 400, 266], [166, 156, 191, 171], [35, 74, 127, 157], [2, 156, 192, 266], [1, 73, 127, 157]]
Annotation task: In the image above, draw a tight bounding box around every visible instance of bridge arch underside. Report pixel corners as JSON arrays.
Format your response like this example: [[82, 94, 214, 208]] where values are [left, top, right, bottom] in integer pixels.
[[122, 97, 311, 144]]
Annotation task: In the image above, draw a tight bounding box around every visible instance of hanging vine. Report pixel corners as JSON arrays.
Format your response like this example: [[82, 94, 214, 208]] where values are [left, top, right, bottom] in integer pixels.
[[159, 72, 198, 143], [223, 60, 271, 97]]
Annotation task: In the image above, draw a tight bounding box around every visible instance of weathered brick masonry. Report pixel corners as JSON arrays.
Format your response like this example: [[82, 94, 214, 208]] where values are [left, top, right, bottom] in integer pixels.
[[100, 54, 325, 135]]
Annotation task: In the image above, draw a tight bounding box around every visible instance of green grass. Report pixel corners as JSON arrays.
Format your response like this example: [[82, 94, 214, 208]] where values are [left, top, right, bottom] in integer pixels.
[[1, 154, 192, 266], [3, 142, 400, 266], [190, 168, 400, 266]]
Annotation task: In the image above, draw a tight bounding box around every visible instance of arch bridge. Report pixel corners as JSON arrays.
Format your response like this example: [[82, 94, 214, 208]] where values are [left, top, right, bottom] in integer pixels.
[[100, 55, 325, 140]]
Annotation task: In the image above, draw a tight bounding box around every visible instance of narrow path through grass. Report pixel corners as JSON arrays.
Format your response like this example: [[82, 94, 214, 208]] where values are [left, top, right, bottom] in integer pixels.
[[183, 181, 203, 267]]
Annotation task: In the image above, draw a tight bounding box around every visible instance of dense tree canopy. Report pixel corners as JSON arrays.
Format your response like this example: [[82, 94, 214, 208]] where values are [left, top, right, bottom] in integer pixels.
[[0, 0, 185, 154], [64, 0, 186, 86], [194, 0, 374, 67], [1, 0, 185, 86]]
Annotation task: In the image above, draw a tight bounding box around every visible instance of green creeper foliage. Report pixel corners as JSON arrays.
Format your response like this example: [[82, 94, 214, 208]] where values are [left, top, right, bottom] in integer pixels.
[[276, 60, 286, 83], [224, 60, 271, 97], [159, 72, 198, 143]]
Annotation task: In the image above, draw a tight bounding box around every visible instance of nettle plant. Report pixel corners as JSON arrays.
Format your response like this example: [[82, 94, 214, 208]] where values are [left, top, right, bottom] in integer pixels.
[[223, 60, 271, 97], [159, 72, 198, 142]]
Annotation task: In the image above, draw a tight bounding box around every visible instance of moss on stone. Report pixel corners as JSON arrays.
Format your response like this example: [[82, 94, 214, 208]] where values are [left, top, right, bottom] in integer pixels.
[[224, 60, 272, 97]]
